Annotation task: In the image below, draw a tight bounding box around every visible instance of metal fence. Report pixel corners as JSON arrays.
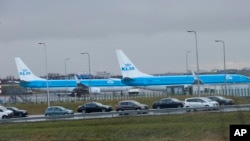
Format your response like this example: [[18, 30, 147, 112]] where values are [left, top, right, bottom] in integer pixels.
[[2, 84, 250, 104]]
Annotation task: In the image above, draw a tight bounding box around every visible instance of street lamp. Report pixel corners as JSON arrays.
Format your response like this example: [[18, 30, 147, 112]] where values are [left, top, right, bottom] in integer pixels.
[[64, 58, 70, 92], [187, 30, 200, 96], [80, 53, 91, 95], [38, 42, 50, 107], [215, 40, 227, 94], [186, 51, 191, 73]]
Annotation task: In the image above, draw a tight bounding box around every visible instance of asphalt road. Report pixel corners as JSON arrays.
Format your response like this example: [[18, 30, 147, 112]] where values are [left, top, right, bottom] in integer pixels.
[[1, 104, 250, 123]]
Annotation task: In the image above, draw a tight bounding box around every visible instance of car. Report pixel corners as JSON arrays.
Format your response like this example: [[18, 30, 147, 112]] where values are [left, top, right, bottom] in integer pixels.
[[44, 106, 74, 116], [77, 101, 113, 113], [0, 109, 10, 119], [207, 96, 234, 105], [116, 100, 148, 113], [184, 97, 219, 111], [152, 98, 184, 109], [0, 106, 13, 118], [6, 107, 28, 117]]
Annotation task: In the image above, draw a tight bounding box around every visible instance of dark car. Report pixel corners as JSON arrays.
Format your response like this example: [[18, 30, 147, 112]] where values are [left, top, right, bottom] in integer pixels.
[[207, 96, 234, 105], [45, 106, 74, 116], [77, 101, 113, 113], [6, 107, 28, 117], [152, 98, 184, 109], [116, 100, 148, 112]]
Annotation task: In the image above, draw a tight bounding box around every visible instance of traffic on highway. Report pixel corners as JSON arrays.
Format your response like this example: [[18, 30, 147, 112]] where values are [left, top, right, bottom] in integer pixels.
[[1, 95, 249, 123]]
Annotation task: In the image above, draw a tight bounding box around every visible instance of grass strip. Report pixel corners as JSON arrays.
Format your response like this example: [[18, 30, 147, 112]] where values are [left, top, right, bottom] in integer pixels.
[[0, 111, 250, 141]]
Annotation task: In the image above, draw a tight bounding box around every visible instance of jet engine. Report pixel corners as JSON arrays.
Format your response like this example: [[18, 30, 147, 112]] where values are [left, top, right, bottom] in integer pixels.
[[90, 87, 101, 94]]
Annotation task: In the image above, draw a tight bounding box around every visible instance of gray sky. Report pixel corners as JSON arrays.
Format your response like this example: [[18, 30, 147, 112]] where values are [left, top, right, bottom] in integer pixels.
[[1, 0, 250, 78]]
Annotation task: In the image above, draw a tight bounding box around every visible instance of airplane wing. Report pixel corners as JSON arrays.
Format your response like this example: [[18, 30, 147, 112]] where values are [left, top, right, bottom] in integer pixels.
[[19, 80, 30, 84], [71, 75, 89, 96], [122, 77, 134, 81]]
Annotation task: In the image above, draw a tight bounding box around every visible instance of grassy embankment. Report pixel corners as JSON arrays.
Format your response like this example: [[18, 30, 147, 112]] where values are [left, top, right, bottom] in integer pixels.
[[0, 111, 250, 141]]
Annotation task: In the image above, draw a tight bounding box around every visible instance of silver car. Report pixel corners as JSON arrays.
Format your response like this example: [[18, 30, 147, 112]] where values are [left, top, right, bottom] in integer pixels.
[[184, 97, 219, 111], [116, 100, 148, 114], [45, 106, 74, 116]]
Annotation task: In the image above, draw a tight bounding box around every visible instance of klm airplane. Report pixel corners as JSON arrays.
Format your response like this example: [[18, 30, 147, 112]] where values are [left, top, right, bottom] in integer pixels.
[[15, 57, 131, 94], [116, 49, 250, 91]]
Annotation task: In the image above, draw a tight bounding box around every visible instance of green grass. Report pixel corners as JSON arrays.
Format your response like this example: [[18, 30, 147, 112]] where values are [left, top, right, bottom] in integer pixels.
[[0, 111, 250, 141]]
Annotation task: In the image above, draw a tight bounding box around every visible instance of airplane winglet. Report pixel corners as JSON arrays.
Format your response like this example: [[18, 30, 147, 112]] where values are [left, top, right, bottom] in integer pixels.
[[74, 75, 80, 84], [191, 71, 198, 80], [191, 71, 203, 84], [75, 75, 89, 88]]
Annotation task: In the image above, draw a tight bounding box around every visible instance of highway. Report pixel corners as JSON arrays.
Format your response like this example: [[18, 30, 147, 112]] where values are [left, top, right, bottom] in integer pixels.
[[1, 104, 250, 123]]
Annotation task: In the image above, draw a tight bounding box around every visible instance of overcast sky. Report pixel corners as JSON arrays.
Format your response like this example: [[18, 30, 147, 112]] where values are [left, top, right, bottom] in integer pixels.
[[1, 0, 250, 78]]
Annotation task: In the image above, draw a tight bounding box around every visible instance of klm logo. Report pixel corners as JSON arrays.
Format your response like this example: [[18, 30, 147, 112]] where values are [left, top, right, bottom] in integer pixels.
[[20, 69, 31, 75], [121, 64, 135, 71]]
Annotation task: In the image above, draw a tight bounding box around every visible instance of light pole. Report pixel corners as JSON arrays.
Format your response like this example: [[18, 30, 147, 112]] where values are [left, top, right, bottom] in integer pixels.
[[38, 42, 50, 107], [215, 40, 227, 94], [186, 51, 191, 73], [64, 58, 70, 92], [187, 31, 200, 96], [80, 53, 91, 95]]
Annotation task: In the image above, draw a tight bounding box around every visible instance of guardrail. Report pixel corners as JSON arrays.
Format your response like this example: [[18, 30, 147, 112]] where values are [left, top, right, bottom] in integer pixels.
[[1, 104, 250, 123]]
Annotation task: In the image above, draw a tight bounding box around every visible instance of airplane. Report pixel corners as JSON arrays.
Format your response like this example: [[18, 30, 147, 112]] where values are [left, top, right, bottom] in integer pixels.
[[76, 76, 132, 95], [115, 49, 250, 91], [15, 57, 132, 95]]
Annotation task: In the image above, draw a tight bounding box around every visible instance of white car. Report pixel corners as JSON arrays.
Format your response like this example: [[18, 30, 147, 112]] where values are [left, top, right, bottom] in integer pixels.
[[0, 108, 11, 119], [0, 106, 14, 118], [184, 97, 219, 111]]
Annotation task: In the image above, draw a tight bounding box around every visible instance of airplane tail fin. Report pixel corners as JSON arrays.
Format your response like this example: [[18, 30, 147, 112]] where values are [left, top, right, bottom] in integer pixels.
[[15, 57, 45, 81], [191, 71, 198, 80], [116, 49, 152, 78]]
